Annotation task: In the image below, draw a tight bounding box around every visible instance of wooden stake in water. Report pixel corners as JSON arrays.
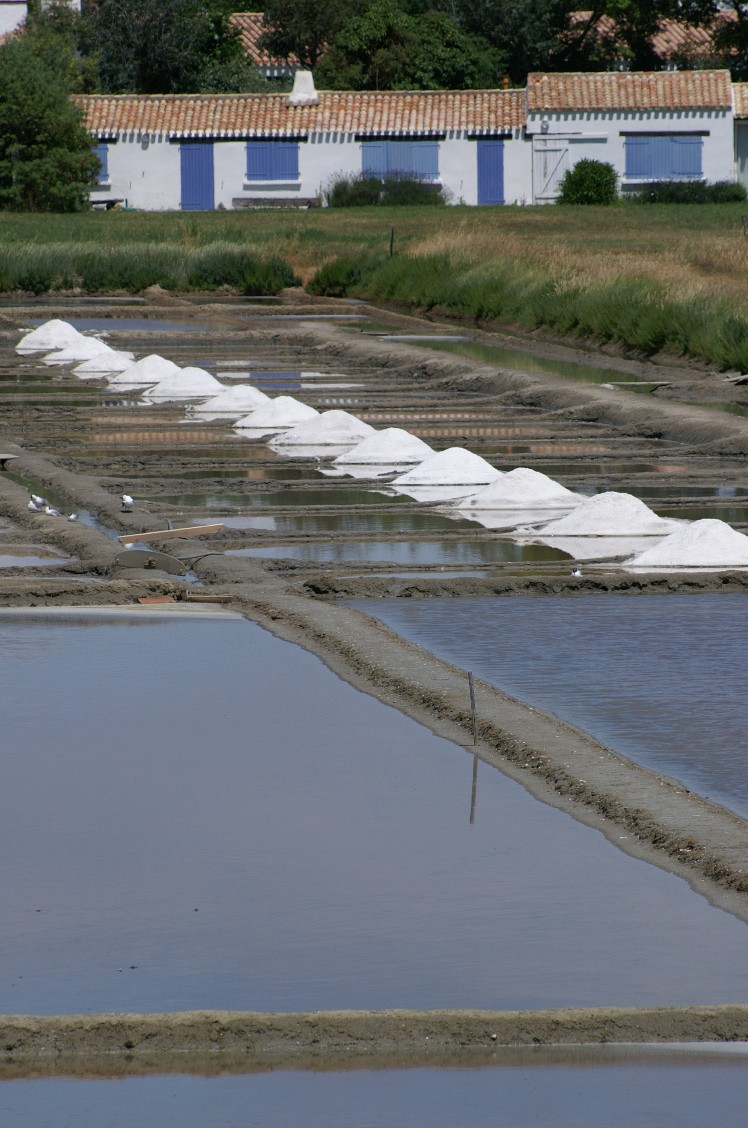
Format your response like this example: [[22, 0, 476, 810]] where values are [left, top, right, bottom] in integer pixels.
[[468, 670, 477, 746]]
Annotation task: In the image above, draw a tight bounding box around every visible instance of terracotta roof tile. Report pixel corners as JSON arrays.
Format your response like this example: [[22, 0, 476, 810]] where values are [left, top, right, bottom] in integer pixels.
[[229, 11, 297, 69], [733, 83, 748, 118], [527, 69, 732, 112], [571, 12, 736, 60], [74, 89, 526, 138]]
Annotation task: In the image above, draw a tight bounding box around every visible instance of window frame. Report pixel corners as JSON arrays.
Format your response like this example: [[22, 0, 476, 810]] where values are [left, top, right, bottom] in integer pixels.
[[622, 132, 705, 182], [360, 138, 441, 181], [245, 139, 301, 182]]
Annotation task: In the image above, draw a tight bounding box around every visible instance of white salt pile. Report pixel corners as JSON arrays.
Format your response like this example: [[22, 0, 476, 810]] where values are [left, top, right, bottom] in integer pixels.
[[108, 355, 182, 386], [334, 428, 433, 466], [536, 492, 682, 537], [270, 410, 375, 447], [44, 338, 131, 366], [234, 396, 319, 432], [74, 351, 135, 378], [393, 448, 501, 488], [16, 320, 84, 353], [194, 384, 270, 417], [145, 367, 224, 400], [458, 467, 581, 510], [628, 519, 748, 568]]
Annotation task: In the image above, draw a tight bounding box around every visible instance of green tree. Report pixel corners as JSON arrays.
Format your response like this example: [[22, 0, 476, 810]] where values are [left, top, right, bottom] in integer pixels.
[[315, 0, 503, 90], [79, 0, 250, 94], [0, 35, 99, 211], [22, 0, 98, 93], [258, 0, 358, 69]]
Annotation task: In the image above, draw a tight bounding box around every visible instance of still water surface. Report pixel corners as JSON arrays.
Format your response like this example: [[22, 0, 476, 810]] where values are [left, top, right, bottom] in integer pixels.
[[3, 613, 748, 1015], [351, 594, 748, 818], [4, 1054, 748, 1128], [229, 541, 569, 564]]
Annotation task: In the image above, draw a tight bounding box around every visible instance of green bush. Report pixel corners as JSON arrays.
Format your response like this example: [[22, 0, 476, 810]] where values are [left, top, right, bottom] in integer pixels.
[[633, 180, 747, 204], [557, 159, 618, 205], [325, 171, 448, 207], [306, 256, 369, 297], [239, 257, 300, 295]]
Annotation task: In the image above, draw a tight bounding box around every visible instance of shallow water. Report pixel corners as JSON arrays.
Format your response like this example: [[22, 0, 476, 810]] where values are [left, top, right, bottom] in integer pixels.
[[0, 554, 67, 567], [352, 594, 748, 819], [398, 338, 651, 386], [229, 540, 570, 564], [4, 1053, 748, 1128], [199, 512, 482, 534], [4, 612, 748, 1014], [29, 319, 209, 333]]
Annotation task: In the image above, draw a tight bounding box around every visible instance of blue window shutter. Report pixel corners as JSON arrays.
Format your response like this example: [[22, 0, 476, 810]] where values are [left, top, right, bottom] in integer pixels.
[[362, 141, 388, 176], [95, 142, 108, 182], [409, 141, 439, 179], [246, 140, 299, 180], [650, 136, 673, 178], [477, 140, 504, 204], [672, 136, 702, 178], [625, 136, 651, 178]]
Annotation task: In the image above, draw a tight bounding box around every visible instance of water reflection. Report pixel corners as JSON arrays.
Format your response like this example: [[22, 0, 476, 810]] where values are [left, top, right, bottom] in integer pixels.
[[230, 541, 570, 564]]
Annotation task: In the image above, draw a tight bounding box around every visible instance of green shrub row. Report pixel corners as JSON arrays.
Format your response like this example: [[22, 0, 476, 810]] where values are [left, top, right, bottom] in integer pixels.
[[0, 243, 300, 294], [325, 173, 448, 207], [308, 252, 748, 370], [632, 180, 747, 204]]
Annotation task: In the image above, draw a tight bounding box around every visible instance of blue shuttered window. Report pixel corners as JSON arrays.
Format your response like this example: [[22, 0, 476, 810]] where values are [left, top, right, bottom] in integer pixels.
[[624, 135, 703, 180], [95, 142, 109, 183], [246, 141, 299, 180], [361, 140, 439, 179]]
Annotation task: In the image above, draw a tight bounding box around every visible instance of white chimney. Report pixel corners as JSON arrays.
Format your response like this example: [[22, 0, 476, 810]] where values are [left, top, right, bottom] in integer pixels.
[[288, 70, 318, 104]]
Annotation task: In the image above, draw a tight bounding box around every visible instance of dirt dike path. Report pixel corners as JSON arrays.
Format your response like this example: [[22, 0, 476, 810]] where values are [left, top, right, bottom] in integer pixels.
[[2, 1005, 748, 1073], [297, 325, 748, 453]]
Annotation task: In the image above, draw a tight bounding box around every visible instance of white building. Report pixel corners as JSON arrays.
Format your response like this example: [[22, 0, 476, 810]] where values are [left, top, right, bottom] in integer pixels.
[[75, 69, 739, 210]]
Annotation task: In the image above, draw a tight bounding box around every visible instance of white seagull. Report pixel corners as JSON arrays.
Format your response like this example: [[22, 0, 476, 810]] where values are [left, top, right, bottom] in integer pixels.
[[121, 494, 134, 510], [68, 513, 79, 522], [27, 500, 38, 511], [31, 494, 46, 507], [570, 568, 582, 578], [44, 506, 61, 517]]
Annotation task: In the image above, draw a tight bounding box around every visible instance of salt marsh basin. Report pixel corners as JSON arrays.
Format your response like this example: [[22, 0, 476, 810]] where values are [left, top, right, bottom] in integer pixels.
[[3, 611, 748, 1016]]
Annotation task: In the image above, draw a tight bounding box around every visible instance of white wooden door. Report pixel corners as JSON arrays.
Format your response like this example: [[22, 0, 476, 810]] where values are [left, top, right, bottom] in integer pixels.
[[533, 138, 570, 204]]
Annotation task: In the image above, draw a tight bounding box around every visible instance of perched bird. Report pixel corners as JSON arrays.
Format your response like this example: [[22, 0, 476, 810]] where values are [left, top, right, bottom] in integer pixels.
[[67, 513, 79, 522], [44, 506, 61, 517], [31, 494, 46, 507], [570, 568, 582, 578], [27, 500, 38, 511], [121, 494, 134, 511]]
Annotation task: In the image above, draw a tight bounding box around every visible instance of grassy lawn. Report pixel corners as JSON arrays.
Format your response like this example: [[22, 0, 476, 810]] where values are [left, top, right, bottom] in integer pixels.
[[2, 203, 748, 297]]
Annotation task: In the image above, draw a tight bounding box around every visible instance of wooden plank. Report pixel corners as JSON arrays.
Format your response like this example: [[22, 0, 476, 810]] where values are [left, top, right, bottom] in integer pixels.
[[118, 524, 223, 544]]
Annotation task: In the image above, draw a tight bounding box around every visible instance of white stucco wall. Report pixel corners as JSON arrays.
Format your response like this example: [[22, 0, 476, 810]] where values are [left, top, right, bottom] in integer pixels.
[[501, 131, 533, 206], [526, 109, 735, 202], [90, 135, 181, 210]]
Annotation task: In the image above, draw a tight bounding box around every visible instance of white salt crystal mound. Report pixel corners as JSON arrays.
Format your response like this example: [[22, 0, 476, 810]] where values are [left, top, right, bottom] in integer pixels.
[[536, 491, 682, 537], [16, 320, 84, 353], [195, 384, 270, 417], [394, 448, 502, 488], [270, 409, 375, 447], [234, 396, 319, 432], [44, 338, 129, 365], [108, 355, 182, 386], [145, 367, 224, 401], [460, 467, 582, 510], [334, 428, 434, 466], [73, 351, 137, 378], [629, 519, 748, 568]]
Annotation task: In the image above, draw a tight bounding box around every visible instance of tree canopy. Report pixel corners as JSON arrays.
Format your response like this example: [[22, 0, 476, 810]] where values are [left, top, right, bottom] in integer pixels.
[[0, 33, 99, 211]]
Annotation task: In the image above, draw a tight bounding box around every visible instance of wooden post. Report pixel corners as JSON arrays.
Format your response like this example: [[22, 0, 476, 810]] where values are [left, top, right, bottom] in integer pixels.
[[742, 215, 747, 240], [389, 226, 395, 258], [468, 670, 477, 746]]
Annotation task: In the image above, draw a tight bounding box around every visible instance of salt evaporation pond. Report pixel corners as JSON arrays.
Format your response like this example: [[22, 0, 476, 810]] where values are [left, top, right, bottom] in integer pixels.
[[352, 594, 748, 819], [4, 1050, 747, 1128], [4, 610, 748, 1015], [229, 540, 570, 564]]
